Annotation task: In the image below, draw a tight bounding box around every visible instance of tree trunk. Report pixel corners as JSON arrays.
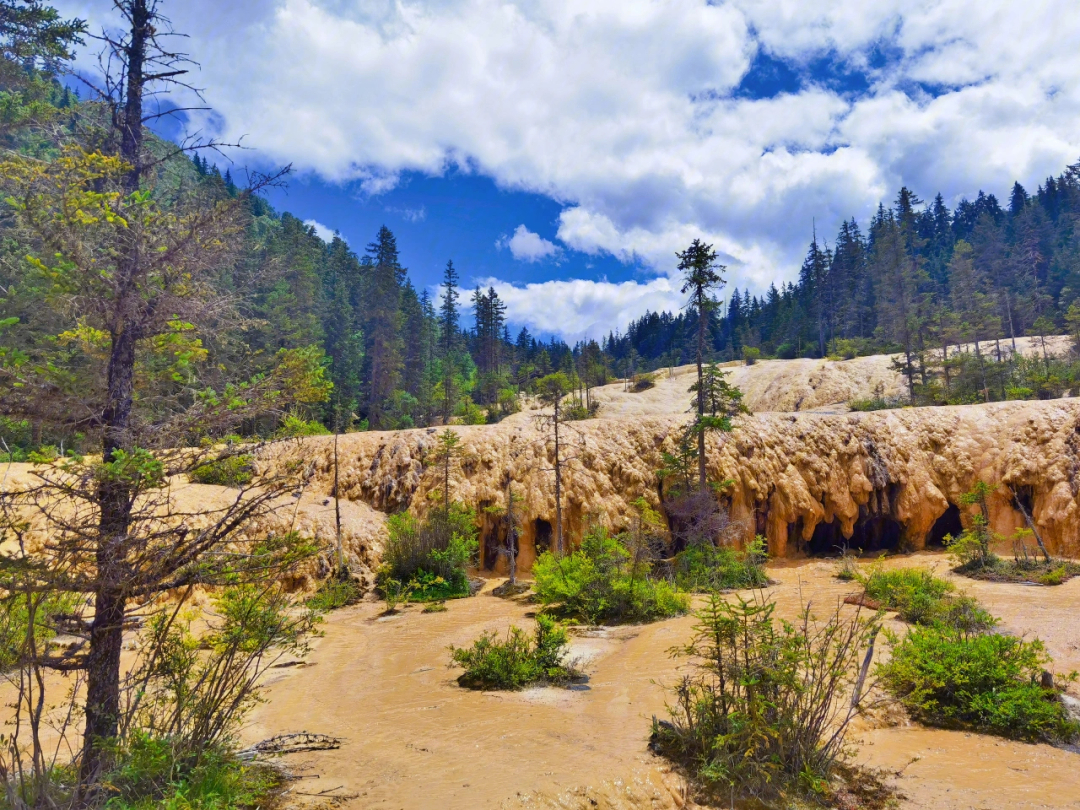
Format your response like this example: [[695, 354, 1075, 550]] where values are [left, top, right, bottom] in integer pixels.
[[507, 479, 517, 584], [941, 336, 951, 395], [1013, 492, 1051, 563], [334, 423, 343, 570], [554, 401, 563, 555], [83, 0, 150, 773], [1005, 294, 1017, 353], [81, 588, 126, 779], [696, 296, 707, 490], [974, 337, 989, 402], [904, 349, 916, 403]]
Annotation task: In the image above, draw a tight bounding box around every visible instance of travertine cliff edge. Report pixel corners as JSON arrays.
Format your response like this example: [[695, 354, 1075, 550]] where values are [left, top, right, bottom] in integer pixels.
[[288, 395, 1080, 573]]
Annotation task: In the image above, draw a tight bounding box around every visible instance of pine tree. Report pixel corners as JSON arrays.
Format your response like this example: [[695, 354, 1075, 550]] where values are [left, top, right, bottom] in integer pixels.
[[363, 226, 404, 429], [798, 229, 831, 356], [439, 259, 461, 422], [677, 239, 725, 490], [324, 236, 365, 422]]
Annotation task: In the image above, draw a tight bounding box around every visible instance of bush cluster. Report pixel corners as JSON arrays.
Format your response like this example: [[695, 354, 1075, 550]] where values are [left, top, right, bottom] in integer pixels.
[[449, 614, 580, 690], [378, 503, 478, 601], [857, 566, 995, 632], [879, 624, 1079, 743], [651, 593, 882, 802], [673, 537, 768, 592], [305, 575, 362, 612], [188, 454, 254, 487], [100, 732, 281, 810], [532, 526, 688, 624]]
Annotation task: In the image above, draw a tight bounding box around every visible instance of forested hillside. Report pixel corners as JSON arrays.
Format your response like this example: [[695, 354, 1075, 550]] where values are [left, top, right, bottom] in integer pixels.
[[613, 169, 1080, 404], [4, 41, 1080, 454]]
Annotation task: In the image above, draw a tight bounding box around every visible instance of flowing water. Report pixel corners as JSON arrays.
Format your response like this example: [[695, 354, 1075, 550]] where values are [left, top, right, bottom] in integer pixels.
[[249, 553, 1080, 809]]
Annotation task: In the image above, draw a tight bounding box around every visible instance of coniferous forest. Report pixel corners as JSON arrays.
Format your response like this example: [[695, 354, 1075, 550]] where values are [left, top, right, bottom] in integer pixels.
[[5, 68, 1080, 454]]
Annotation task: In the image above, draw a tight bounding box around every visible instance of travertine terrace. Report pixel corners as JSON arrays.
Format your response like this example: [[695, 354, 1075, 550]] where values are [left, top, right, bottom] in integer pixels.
[[278, 340, 1080, 578]]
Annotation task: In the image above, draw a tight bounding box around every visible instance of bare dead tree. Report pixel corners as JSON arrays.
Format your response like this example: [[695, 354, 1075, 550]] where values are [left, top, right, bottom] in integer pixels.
[[0, 0, 321, 789], [533, 373, 586, 556]]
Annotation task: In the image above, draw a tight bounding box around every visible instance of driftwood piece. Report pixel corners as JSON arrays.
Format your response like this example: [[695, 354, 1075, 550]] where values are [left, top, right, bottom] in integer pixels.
[[238, 732, 342, 760], [843, 593, 881, 610]]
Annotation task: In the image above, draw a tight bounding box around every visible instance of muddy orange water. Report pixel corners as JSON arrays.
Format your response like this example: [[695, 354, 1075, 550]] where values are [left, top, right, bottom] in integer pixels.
[[245, 553, 1080, 809]]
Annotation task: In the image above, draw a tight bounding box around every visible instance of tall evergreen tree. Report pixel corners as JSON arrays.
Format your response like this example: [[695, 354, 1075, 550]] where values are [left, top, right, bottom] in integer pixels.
[[363, 225, 404, 429], [439, 259, 461, 422], [677, 239, 725, 490]]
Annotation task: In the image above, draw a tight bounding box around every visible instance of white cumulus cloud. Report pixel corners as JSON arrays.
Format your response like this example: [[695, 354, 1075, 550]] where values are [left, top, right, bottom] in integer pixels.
[[497, 225, 560, 262], [479, 275, 683, 343], [303, 219, 335, 242], [56, 0, 1080, 338]]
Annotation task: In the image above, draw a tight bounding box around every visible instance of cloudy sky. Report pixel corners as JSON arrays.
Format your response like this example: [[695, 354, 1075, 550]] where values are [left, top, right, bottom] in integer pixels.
[[56, 0, 1080, 341]]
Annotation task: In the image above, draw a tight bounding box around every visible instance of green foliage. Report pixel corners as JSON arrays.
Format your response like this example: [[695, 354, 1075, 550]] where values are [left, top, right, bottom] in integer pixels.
[[0, 590, 81, 671], [96, 447, 166, 489], [532, 525, 688, 624], [456, 399, 486, 425], [305, 576, 362, 612], [849, 382, 903, 411], [849, 395, 903, 411], [378, 503, 478, 601], [741, 346, 760, 365], [273, 412, 330, 438], [651, 592, 882, 802], [834, 550, 860, 581], [449, 614, 579, 690], [691, 362, 749, 420], [535, 371, 571, 404], [948, 481, 998, 569], [879, 624, 1079, 743], [857, 566, 995, 632], [188, 454, 254, 487], [562, 396, 600, 420], [827, 338, 861, 360], [132, 585, 320, 749], [673, 537, 768, 591], [100, 733, 280, 810]]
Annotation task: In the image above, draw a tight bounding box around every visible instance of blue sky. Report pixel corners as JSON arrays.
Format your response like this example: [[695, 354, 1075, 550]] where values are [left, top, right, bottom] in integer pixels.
[[56, 0, 1080, 341]]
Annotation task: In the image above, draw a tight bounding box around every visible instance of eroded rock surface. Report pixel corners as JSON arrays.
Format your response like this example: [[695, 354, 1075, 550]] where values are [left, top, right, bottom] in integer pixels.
[[282, 396, 1080, 571]]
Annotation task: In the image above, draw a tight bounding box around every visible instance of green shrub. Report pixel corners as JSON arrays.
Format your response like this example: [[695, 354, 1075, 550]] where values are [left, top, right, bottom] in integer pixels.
[[101, 732, 281, 810], [305, 576, 362, 612], [457, 400, 486, 425], [1005, 386, 1035, 400], [849, 395, 903, 411], [879, 624, 1079, 743], [741, 346, 760, 365], [562, 396, 601, 420], [834, 551, 860, 581], [775, 341, 797, 359], [188, 454, 254, 487], [0, 591, 83, 672], [532, 525, 688, 624], [449, 614, 579, 689], [1038, 565, 1070, 586], [674, 537, 768, 591], [827, 338, 860, 360], [651, 593, 883, 802], [378, 503, 478, 601], [273, 412, 330, 438], [857, 566, 995, 632], [630, 372, 656, 392]]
